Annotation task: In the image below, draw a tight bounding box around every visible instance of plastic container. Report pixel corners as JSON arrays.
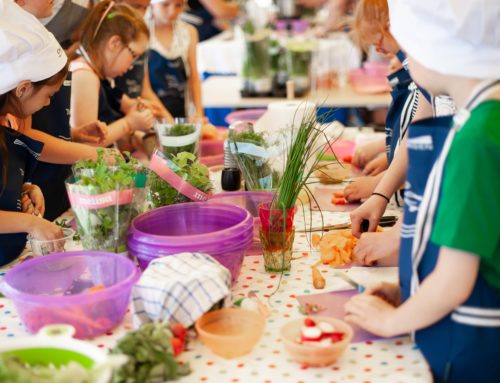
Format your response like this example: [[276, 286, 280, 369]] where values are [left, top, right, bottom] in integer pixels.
[[208, 192, 274, 255], [224, 109, 267, 125], [195, 308, 265, 358], [28, 228, 79, 256], [0, 251, 140, 339], [348, 67, 390, 94], [0, 325, 114, 383], [280, 317, 353, 367], [128, 203, 254, 282]]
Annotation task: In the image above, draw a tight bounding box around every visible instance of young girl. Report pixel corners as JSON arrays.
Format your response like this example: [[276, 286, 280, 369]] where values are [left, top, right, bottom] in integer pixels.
[[149, 0, 204, 119], [345, 1, 500, 381], [70, 0, 155, 147], [0, 1, 67, 265]]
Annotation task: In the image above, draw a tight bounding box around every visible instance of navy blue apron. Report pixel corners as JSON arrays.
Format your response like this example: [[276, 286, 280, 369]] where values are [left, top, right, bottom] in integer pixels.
[[31, 75, 72, 221], [0, 127, 44, 266], [114, 51, 148, 99], [184, 0, 221, 42], [385, 67, 418, 164], [400, 81, 500, 382], [148, 50, 187, 118]]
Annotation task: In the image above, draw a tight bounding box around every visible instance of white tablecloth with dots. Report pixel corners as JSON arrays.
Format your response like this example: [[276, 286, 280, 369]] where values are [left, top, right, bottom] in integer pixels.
[[0, 207, 431, 383]]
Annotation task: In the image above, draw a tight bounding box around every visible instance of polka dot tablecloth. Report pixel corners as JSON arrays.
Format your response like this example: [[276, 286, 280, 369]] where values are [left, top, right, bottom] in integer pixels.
[[0, 209, 432, 383]]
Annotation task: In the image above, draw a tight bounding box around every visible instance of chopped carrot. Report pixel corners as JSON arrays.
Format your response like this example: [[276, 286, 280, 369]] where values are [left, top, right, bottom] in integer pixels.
[[342, 155, 353, 163], [312, 233, 321, 247], [333, 192, 344, 198], [86, 285, 106, 293], [332, 197, 347, 205]]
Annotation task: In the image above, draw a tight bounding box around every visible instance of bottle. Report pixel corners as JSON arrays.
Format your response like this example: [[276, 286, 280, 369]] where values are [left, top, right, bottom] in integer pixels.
[[221, 139, 241, 191]]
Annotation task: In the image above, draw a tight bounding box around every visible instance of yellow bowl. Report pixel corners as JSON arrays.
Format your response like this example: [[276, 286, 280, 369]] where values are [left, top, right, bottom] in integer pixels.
[[280, 317, 353, 367], [195, 308, 265, 358]]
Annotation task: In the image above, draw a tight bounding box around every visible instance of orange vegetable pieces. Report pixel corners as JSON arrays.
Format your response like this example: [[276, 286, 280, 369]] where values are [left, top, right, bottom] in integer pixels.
[[312, 233, 321, 247], [332, 197, 347, 205], [316, 230, 357, 267], [342, 155, 353, 164], [86, 285, 106, 293], [333, 192, 344, 198]]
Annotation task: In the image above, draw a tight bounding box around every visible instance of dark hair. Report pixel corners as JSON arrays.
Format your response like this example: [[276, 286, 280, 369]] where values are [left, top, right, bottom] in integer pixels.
[[0, 62, 68, 195], [80, 1, 150, 79]]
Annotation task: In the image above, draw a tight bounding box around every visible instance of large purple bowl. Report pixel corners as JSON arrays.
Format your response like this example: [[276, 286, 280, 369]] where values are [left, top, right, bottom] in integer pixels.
[[128, 202, 253, 283], [208, 192, 274, 255], [0, 251, 139, 339]]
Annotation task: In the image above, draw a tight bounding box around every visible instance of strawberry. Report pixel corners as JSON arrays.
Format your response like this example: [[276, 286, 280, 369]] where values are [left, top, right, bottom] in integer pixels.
[[304, 318, 316, 327]]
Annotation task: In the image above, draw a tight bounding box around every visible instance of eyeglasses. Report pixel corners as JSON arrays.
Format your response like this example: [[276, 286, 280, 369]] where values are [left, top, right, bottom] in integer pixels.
[[126, 44, 139, 60]]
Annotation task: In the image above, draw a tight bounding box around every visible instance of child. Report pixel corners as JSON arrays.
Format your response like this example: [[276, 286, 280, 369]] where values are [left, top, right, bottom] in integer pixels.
[[70, 0, 155, 147], [149, 0, 204, 119], [344, 0, 431, 203], [345, 1, 500, 382], [0, 1, 67, 265]]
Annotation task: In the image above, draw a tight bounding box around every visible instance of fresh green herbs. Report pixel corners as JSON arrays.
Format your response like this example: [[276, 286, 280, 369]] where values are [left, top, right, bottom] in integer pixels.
[[110, 322, 190, 383], [157, 123, 198, 157], [148, 152, 213, 208], [68, 150, 138, 252], [230, 130, 281, 191]]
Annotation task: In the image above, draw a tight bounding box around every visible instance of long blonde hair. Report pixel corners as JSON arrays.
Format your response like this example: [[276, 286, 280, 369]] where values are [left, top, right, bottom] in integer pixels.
[[352, 0, 390, 52]]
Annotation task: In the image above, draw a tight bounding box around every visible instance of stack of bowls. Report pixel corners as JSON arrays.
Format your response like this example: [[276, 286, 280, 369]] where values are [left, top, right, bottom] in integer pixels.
[[128, 202, 253, 283], [0, 251, 139, 339]]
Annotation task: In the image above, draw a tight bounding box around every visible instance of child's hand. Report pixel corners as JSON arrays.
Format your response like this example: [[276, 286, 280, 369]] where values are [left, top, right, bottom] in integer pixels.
[[352, 140, 385, 169], [125, 103, 154, 132], [344, 293, 397, 337], [365, 282, 401, 307], [73, 120, 108, 144], [344, 176, 379, 202], [22, 184, 44, 217], [352, 231, 400, 266], [363, 153, 388, 176], [350, 195, 388, 238], [29, 218, 64, 241]]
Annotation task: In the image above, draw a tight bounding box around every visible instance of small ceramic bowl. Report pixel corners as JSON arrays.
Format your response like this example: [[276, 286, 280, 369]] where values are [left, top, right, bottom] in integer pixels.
[[280, 317, 353, 367], [195, 308, 265, 358]]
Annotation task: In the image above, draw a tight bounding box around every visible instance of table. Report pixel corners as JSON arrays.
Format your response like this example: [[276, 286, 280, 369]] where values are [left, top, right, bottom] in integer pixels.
[[0, 206, 431, 383], [202, 76, 391, 109]]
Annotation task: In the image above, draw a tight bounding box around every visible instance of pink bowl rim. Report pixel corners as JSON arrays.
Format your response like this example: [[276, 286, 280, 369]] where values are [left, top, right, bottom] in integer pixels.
[[1, 251, 140, 304]]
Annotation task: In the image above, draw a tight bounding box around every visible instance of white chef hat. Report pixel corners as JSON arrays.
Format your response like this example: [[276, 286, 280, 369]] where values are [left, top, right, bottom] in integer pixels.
[[389, 0, 500, 79], [0, 1, 68, 94]]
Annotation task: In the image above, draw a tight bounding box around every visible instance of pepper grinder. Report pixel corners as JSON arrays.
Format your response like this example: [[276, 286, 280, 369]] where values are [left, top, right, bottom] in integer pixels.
[[221, 121, 253, 191]]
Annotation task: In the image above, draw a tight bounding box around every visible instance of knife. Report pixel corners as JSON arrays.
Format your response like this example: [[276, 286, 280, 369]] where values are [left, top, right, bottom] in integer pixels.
[[334, 272, 365, 293], [298, 215, 398, 232]]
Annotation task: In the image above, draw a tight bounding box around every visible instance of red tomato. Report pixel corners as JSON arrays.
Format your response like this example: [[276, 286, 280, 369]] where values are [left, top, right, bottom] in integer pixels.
[[170, 323, 187, 342], [171, 336, 184, 356], [304, 318, 316, 327], [342, 155, 353, 163]]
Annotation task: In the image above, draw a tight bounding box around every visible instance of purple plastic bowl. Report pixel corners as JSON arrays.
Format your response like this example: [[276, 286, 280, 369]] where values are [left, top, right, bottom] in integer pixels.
[[128, 202, 254, 282], [208, 192, 275, 256], [0, 251, 139, 339]]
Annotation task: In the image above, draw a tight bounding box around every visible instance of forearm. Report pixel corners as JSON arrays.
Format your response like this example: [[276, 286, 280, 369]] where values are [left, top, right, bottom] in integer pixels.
[[24, 129, 98, 163], [387, 247, 478, 336], [0, 211, 36, 234], [373, 136, 407, 197], [83, 118, 130, 147], [190, 76, 204, 117]]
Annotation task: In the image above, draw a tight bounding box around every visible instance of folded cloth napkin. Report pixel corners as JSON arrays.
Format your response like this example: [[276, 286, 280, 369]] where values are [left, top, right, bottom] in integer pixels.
[[132, 252, 232, 328]]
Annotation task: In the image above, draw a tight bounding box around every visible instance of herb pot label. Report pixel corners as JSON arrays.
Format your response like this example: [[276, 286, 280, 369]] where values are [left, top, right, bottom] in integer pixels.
[[67, 189, 134, 209], [149, 151, 210, 202]]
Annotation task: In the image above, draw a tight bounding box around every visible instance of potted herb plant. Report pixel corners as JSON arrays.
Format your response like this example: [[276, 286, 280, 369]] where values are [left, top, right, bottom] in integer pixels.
[[154, 118, 201, 158], [67, 150, 138, 253], [148, 151, 213, 208]]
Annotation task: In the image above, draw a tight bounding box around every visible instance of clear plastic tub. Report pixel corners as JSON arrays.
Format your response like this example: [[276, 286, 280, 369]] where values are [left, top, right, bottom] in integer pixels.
[[29, 228, 79, 256], [0, 251, 139, 339], [128, 202, 254, 282]]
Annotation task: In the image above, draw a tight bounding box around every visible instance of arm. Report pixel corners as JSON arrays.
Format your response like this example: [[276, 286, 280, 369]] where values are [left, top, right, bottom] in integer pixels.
[[187, 25, 204, 118], [70, 69, 153, 146], [197, 0, 239, 19], [345, 246, 479, 337], [0, 211, 63, 240]]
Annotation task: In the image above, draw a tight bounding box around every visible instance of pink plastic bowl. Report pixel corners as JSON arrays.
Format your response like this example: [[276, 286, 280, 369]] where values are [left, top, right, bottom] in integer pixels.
[[0, 251, 139, 339], [225, 109, 267, 125]]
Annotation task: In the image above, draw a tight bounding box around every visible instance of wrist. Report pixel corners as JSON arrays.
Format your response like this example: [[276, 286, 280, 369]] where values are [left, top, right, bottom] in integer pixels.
[[371, 192, 390, 204], [123, 117, 134, 135]]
